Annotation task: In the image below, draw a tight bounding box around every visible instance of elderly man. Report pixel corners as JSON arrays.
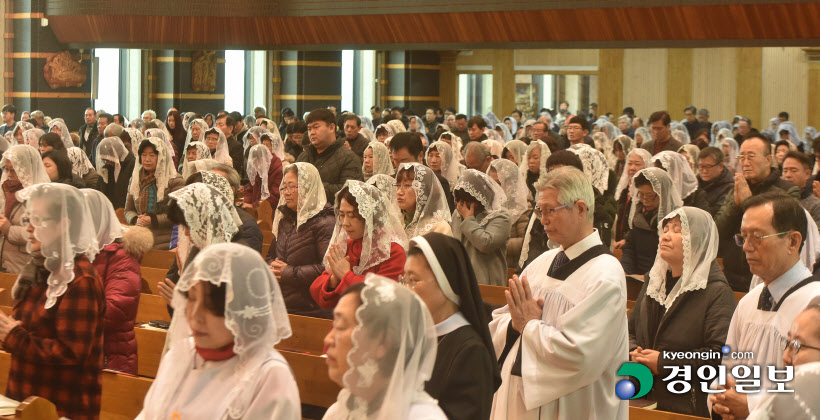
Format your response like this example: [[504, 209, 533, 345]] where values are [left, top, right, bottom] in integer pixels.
[[490, 167, 628, 419], [464, 142, 493, 173], [697, 147, 735, 217], [30, 110, 46, 130], [780, 151, 820, 227], [532, 121, 563, 149], [142, 110, 156, 123], [617, 115, 634, 138], [709, 192, 820, 418], [714, 136, 800, 291], [642, 111, 683, 155], [341, 114, 368, 159], [734, 117, 758, 146], [78, 108, 98, 153]]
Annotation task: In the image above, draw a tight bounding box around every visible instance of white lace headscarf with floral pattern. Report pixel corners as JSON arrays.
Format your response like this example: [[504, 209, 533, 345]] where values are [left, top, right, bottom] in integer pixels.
[[48, 119, 74, 149], [22, 128, 44, 149], [96, 137, 130, 182], [181, 118, 208, 156], [123, 127, 144, 156], [395, 163, 451, 238], [324, 180, 408, 275], [325, 274, 437, 420], [386, 119, 407, 135], [145, 128, 176, 160], [646, 207, 717, 309], [488, 159, 528, 222], [181, 141, 213, 180], [199, 170, 235, 203], [10, 122, 34, 145], [168, 183, 241, 250], [569, 143, 610, 193], [202, 127, 232, 166], [242, 126, 268, 152], [0, 145, 50, 213], [246, 144, 273, 201], [425, 141, 463, 191], [615, 148, 652, 200], [272, 162, 327, 240], [453, 169, 508, 226], [81, 188, 124, 250], [67, 147, 94, 177], [149, 243, 291, 420], [652, 150, 699, 200], [520, 140, 550, 186], [363, 142, 393, 179], [260, 131, 285, 161], [128, 137, 180, 202], [634, 126, 652, 147], [437, 131, 464, 162], [628, 167, 683, 232]]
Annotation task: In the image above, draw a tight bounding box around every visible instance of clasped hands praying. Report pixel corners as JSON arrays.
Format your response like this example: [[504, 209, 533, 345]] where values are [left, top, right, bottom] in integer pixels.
[[325, 244, 351, 289], [505, 275, 544, 333]]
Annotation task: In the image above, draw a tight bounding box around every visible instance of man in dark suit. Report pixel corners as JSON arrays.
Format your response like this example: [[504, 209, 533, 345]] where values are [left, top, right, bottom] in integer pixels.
[[78, 107, 98, 153]]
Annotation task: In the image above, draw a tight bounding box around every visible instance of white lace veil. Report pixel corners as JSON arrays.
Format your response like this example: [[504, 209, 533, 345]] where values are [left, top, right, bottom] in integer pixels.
[[374, 123, 396, 141], [710, 121, 732, 146], [495, 123, 513, 142], [503, 117, 518, 137], [167, 183, 241, 251], [363, 142, 394, 179], [324, 181, 408, 275], [386, 119, 407, 135], [569, 143, 610, 193], [81, 188, 123, 250], [22, 128, 44, 149], [615, 148, 653, 200], [437, 131, 464, 162], [635, 127, 652, 146], [520, 140, 550, 186], [246, 144, 272, 201], [67, 147, 94, 177], [243, 126, 268, 152], [124, 128, 144, 156], [144, 128, 176, 160], [128, 137, 180, 202], [488, 159, 528, 222], [409, 116, 426, 136], [484, 129, 504, 145], [148, 243, 291, 420], [182, 118, 208, 156], [48, 119, 74, 149], [0, 145, 51, 213], [395, 163, 451, 238], [677, 144, 700, 170], [260, 131, 285, 161], [199, 171, 235, 202], [203, 127, 232, 165], [453, 169, 508, 224], [15, 183, 98, 309], [502, 140, 528, 166], [645, 207, 718, 309], [672, 128, 691, 145], [365, 174, 398, 206], [614, 134, 634, 160], [96, 137, 130, 182], [191, 159, 221, 174], [425, 141, 462, 190], [360, 116, 375, 132], [628, 167, 684, 232], [180, 141, 213, 181], [360, 128, 375, 143], [271, 162, 327, 240], [652, 151, 699, 200], [11, 122, 34, 145], [482, 139, 504, 158], [776, 121, 804, 149], [721, 137, 740, 172], [326, 274, 437, 420]]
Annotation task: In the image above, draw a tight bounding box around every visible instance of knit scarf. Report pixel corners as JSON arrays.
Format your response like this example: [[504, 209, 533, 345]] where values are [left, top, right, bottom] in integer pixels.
[[2, 179, 23, 217], [137, 169, 158, 215], [12, 251, 47, 300]]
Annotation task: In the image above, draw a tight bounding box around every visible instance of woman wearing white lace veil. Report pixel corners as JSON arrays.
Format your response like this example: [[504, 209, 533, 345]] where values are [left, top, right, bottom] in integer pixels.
[[386, 119, 407, 136], [360, 127, 375, 143], [634, 126, 652, 148], [181, 118, 208, 158], [628, 207, 736, 416], [425, 141, 462, 192], [360, 116, 375, 132], [621, 167, 683, 276], [374, 123, 396, 143], [242, 126, 268, 153], [501, 139, 527, 166], [180, 141, 213, 180], [47, 119, 74, 149], [502, 116, 518, 138], [0, 145, 51, 273], [652, 150, 710, 210], [67, 146, 99, 188], [482, 139, 504, 159], [395, 163, 452, 238], [494, 122, 513, 143], [437, 131, 464, 162], [259, 131, 285, 161], [804, 126, 819, 144], [310, 180, 408, 309], [488, 159, 531, 268], [776, 121, 805, 150], [408, 116, 427, 143], [137, 243, 300, 420], [672, 127, 691, 145], [96, 137, 136, 209], [451, 169, 511, 286], [677, 144, 700, 171], [612, 135, 634, 180], [570, 143, 611, 194], [122, 127, 144, 157], [125, 137, 184, 249], [363, 142, 393, 179], [21, 128, 44, 149], [10, 122, 34, 146], [614, 148, 653, 247], [202, 127, 233, 166], [145, 128, 177, 166], [521, 140, 550, 202], [720, 136, 740, 173], [484, 128, 504, 145], [710, 121, 732, 146], [243, 143, 283, 213], [322, 274, 445, 420]]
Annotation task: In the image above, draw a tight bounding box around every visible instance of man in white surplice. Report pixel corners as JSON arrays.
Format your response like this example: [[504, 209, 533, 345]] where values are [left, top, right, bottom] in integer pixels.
[[709, 192, 820, 418], [489, 167, 629, 419]]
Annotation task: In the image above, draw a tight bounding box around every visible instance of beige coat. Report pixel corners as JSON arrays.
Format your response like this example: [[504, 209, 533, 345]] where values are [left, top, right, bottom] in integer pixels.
[[0, 202, 30, 274], [124, 176, 184, 250]]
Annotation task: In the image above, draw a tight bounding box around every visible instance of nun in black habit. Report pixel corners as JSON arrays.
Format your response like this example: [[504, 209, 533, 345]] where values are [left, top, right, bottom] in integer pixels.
[[403, 232, 502, 420]]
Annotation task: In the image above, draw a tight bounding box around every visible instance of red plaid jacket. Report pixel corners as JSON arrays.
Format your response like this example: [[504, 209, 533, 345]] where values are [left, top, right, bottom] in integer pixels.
[[4, 256, 105, 420]]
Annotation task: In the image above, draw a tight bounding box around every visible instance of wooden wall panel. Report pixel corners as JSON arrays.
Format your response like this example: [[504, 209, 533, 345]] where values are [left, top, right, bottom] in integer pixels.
[[809, 59, 820, 130], [736, 47, 763, 129], [492, 49, 514, 118], [622, 49, 667, 120], [514, 49, 598, 68], [666, 49, 693, 119], [438, 51, 458, 109], [597, 49, 623, 116], [761, 47, 808, 132], [692, 48, 738, 124]]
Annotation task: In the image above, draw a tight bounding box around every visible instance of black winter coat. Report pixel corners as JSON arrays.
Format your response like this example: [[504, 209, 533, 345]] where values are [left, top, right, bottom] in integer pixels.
[[297, 137, 363, 203]]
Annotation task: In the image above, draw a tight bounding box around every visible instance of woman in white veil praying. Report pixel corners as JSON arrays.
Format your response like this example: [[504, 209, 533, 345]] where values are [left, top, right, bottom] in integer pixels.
[[21, 128, 44, 149], [180, 141, 213, 180], [634, 126, 652, 148], [145, 128, 177, 166], [394, 163, 452, 238], [322, 274, 445, 420], [244, 143, 283, 212], [488, 159, 530, 268], [374, 123, 396, 144], [437, 131, 464, 162], [711, 121, 732, 146], [776, 121, 805, 150], [482, 139, 504, 158], [501, 139, 527, 166], [614, 148, 653, 248], [363, 142, 393, 180], [137, 243, 300, 420], [67, 146, 99, 188], [520, 140, 550, 202]]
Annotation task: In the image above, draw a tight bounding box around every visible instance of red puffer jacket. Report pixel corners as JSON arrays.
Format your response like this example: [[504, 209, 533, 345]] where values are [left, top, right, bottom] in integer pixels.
[[92, 228, 151, 375]]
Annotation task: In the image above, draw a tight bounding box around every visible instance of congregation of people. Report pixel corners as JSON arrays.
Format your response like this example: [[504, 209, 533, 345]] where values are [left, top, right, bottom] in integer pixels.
[[0, 100, 817, 419]]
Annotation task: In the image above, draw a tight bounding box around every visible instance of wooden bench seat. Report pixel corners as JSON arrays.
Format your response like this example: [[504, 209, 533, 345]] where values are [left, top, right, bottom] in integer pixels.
[[140, 250, 175, 270], [136, 293, 171, 324]]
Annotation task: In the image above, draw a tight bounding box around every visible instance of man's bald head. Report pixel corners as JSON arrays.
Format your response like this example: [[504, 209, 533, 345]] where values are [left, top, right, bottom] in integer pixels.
[[464, 142, 492, 173]]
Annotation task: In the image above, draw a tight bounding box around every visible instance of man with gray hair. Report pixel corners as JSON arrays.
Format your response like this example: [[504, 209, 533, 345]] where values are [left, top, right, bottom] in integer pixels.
[[142, 109, 157, 123], [617, 114, 634, 138], [697, 108, 711, 127], [464, 141, 493, 172], [490, 167, 628, 419], [30, 110, 46, 130]]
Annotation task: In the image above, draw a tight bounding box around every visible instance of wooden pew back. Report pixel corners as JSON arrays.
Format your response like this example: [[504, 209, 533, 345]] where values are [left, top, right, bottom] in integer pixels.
[[478, 284, 507, 307], [276, 315, 331, 355], [134, 328, 166, 378], [136, 294, 171, 324], [100, 371, 153, 420], [140, 267, 167, 295], [140, 250, 174, 270], [280, 351, 340, 408]]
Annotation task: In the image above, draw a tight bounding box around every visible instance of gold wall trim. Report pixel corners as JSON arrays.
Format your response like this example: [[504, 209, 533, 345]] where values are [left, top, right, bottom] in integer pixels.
[[272, 60, 342, 67], [381, 64, 440, 70], [153, 57, 225, 63], [4, 52, 91, 59], [274, 94, 342, 100], [4, 13, 44, 19], [150, 93, 226, 100], [380, 95, 441, 101], [4, 92, 90, 99]]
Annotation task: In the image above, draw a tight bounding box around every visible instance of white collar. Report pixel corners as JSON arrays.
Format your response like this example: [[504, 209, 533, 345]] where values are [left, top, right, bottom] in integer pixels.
[[560, 229, 602, 261], [435, 312, 469, 337], [767, 261, 812, 305]]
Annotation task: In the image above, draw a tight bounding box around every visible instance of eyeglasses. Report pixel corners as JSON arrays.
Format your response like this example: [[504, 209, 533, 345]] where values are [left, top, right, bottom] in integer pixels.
[[698, 162, 721, 171], [281, 185, 298, 193], [734, 230, 792, 247], [780, 337, 820, 355], [398, 275, 418, 289], [392, 183, 414, 192], [737, 153, 767, 161], [534, 201, 575, 219], [21, 214, 55, 228], [637, 191, 658, 200]]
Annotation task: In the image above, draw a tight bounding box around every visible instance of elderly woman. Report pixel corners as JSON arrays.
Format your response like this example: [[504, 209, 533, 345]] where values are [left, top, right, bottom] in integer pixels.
[[48, 119, 74, 149], [124, 138, 184, 249], [404, 233, 501, 420], [202, 127, 233, 166], [621, 168, 683, 276], [310, 180, 408, 309], [451, 169, 511, 286], [634, 126, 652, 148], [180, 118, 207, 158], [520, 140, 549, 202], [0, 145, 50, 273], [653, 151, 710, 211], [393, 162, 451, 238], [144, 127, 177, 167], [363, 141, 393, 179], [137, 244, 300, 419], [721, 137, 740, 173], [425, 141, 462, 192], [266, 163, 335, 318], [501, 139, 527, 166], [67, 146, 99, 189], [243, 143, 283, 213], [629, 207, 736, 416], [323, 275, 446, 419], [0, 183, 104, 419], [96, 137, 136, 209], [488, 159, 530, 269], [180, 140, 212, 180], [613, 135, 634, 180], [84, 189, 152, 376], [614, 148, 653, 248]]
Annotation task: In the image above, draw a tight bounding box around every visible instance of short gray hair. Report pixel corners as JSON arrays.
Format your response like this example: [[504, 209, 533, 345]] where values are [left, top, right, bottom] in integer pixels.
[[104, 123, 123, 137], [209, 163, 240, 198], [465, 142, 491, 160], [697, 108, 710, 117], [537, 166, 595, 223], [618, 114, 632, 124], [31, 110, 44, 119], [142, 109, 157, 119]]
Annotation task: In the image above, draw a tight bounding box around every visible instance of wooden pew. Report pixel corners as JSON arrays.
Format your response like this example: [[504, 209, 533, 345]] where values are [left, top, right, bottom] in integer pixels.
[[261, 243, 271, 259], [100, 371, 153, 420], [262, 230, 274, 246], [136, 293, 171, 324], [734, 291, 746, 302], [140, 267, 167, 295], [0, 273, 16, 307], [478, 284, 508, 307], [280, 351, 340, 409], [134, 327, 166, 378], [629, 406, 705, 420], [612, 248, 623, 261], [140, 250, 175, 270], [7, 396, 59, 420], [276, 315, 331, 355], [257, 200, 273, 230]]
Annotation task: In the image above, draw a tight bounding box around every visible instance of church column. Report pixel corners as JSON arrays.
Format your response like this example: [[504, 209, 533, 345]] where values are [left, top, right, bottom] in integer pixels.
[[149, 50, 225, 116], [666, 48, 693, 118], [275, 51, 341, 118], [735, 48, 762, 128], [381, 51, 440, 113], [808, 50, 820, 129], [597, 49, 623, 117], [5, 0, 92, 130]]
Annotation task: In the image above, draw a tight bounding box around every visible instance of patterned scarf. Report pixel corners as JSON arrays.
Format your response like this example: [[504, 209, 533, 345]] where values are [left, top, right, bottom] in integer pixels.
[[137, 169, 158, 215], [2, 179, 23, 217]]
